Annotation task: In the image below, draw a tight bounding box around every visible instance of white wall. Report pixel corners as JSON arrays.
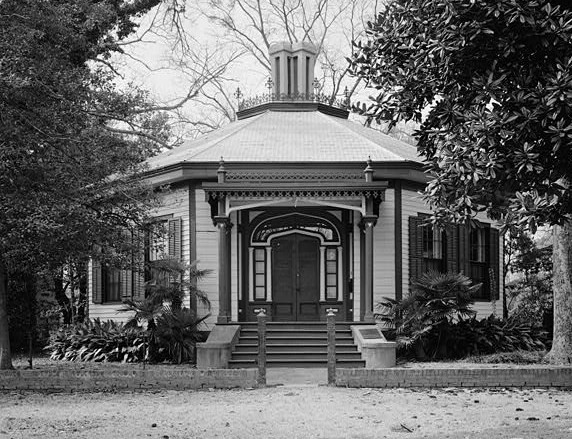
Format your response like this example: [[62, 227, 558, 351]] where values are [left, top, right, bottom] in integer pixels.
[[194, 188, 219, 326], [373, 188, 396, 307], [88, 185, 190, 322]]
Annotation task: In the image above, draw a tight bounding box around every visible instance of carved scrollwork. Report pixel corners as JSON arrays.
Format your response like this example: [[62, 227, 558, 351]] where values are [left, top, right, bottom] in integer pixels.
[[237, 91, 349, 111]]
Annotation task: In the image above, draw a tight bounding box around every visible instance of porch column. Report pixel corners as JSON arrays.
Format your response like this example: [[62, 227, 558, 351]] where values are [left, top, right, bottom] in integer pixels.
[[265, 246, 273, 302], [319, 246, 326, 302], [337, 246, 343, 301], [362, 215, 377, 323], [215, 215, 232, 323], [248, 247, 254, 302]]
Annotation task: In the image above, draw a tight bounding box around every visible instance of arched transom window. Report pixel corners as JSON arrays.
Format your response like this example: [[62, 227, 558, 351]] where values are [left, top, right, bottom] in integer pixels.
[[251, 213, 340, 245]]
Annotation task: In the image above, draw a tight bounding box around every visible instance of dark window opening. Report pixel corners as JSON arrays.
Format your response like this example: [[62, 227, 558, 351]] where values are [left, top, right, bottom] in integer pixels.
[[103, 266, 121, 302], [254, 248, 266, 300], [325, 247, 338, 300]]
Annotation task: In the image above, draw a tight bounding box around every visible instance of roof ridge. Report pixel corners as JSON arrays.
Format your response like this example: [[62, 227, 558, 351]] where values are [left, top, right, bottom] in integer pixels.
[[185, 111, 267, 161], [320, 112, 415, 161]]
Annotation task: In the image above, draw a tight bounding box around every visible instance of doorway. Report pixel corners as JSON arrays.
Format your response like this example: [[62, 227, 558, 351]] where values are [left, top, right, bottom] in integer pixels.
[[271, 233, 320, 321]]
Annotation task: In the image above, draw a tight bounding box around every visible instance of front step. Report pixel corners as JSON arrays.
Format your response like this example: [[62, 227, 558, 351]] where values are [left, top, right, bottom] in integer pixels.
[[229, 359, 366, 369], [228, 322, 366, 369]]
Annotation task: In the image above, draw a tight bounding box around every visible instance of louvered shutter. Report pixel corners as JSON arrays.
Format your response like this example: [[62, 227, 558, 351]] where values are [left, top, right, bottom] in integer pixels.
[[489, 228, 500, 300], [458, 224, 471, 276], [445, 224, 459, 273], [168, 218, 183, 284], [408, 216, 424, 284], [121, 269, 132, 300], [131, 228, 145, 300], [168, 218, 182, 261], [92, 259, 103, 304]]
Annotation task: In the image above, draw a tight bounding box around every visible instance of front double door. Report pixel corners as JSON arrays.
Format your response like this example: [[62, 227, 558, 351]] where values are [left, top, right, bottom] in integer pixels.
[[272, 233, 320, 321]]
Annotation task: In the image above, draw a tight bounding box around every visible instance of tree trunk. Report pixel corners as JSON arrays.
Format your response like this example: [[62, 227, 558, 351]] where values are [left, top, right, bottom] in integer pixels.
[[0, 258, 13, 370], [53, 270, 72, 324], [546, 221, 572, 364]]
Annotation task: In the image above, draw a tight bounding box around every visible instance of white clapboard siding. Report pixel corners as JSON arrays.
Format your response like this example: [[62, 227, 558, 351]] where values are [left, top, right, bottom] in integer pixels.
[[373, 188, 396, 307], [88, 185, 190, 321], [194, 188, 219, 325]]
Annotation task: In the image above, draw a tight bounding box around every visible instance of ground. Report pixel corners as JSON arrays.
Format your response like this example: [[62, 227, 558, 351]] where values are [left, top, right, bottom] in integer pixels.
[[1, 380, 571, 438]]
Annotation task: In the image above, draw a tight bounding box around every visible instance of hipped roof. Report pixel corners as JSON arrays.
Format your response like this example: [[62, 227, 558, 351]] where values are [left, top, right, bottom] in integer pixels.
[[147, 109, 421, 171]]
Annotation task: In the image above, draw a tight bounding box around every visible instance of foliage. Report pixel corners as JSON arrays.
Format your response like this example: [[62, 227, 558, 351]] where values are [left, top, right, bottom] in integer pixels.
[[47, 319, 147, 363], [504, 229, 553, 328], [350, 0, 572, 364], [378, 270, 548, 360], [0, 0, 178, 369], [120, 258, 211, 364], [350, 0, 572, 231], [448, 316, 548, 359], [376, 271, 480, 359], [463, 350, 548, 365]]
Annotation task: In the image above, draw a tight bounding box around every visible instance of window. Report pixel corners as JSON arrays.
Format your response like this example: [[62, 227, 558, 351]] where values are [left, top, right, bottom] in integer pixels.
[[254, 248, 266, 300], [92, 217, 182, 305], [422, 224, 445, 272], [469, 226, 490, 300], [470, 227, 486, 262], [102, 266, 122, 302], [409, 215, 499, 301], [146, 219, 170, 288], [325, 247, 338, 300]]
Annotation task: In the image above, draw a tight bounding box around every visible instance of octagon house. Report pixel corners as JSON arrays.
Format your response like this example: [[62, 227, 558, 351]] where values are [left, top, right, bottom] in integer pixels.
[[88, 42, 502, 368]]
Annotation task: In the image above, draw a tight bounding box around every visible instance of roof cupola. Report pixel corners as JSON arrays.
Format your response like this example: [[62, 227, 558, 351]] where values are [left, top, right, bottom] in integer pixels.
[[268, 41, 317, 98]]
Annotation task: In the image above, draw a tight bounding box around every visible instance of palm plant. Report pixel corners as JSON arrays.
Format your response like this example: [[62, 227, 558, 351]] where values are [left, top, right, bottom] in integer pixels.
[[120, 258, 211, 363], [376, 271, 480, 359]]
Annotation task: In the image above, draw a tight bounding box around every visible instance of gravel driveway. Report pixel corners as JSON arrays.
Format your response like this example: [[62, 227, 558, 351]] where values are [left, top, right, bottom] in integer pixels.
[[1, 385, 571, 439]]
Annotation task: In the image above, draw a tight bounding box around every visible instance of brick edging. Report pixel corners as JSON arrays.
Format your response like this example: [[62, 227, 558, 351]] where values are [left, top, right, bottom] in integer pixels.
[[0, 368, 258, 391], [336, 367, 572, 388]]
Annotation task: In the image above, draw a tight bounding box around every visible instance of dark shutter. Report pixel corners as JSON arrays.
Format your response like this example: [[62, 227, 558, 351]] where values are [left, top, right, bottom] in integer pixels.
[[489, 228, 500, 300], [408, 216, 424, 284], [121, 269, 132, 300], [169, 218, 182, 261], [92, 260, 103, 304], [445, 224, 459, 273], [132, 228, 145, 300], [458, 223, 471, 276]]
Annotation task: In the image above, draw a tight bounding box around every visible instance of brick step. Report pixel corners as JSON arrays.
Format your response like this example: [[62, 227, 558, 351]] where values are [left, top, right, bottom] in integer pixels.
[[224, 322, 367, 331], [228, 358, 366, 369], [238, 335, 355, 344], [233, 343, 359, 353], [239, 328, 352, 337], [231, 351, 362, 361]]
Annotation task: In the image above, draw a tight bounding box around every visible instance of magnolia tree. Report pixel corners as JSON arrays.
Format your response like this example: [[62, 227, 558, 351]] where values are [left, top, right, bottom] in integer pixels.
[[350, 0, 572, 364]]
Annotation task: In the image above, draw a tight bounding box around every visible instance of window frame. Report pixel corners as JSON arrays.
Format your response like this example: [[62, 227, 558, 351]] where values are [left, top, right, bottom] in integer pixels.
[[325, 247, 338, 301], [253, 247, 267, 301]]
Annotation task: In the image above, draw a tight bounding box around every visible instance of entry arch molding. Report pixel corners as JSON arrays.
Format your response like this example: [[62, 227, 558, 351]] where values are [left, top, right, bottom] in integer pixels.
[[243, 208, 350, 321]]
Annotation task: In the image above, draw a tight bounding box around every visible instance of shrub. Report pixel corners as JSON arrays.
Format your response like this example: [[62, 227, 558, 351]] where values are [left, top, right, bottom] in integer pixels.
[[448, 315, 548, 358], [47, 319, 146, 362], [376, 271, 480, 359], [377, 271, 548, 360], [119, 258, 211, 364], [462, 350, 548, 365]]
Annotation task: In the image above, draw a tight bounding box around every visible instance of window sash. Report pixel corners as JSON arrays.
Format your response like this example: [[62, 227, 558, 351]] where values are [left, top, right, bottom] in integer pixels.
[[254, 248, 266, 300]]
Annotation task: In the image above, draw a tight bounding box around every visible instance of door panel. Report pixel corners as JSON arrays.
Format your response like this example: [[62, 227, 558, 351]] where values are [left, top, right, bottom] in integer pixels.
[[271, 234, 320, 321], [297, 236, 320, 320], [272, 236, 296, 321]]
